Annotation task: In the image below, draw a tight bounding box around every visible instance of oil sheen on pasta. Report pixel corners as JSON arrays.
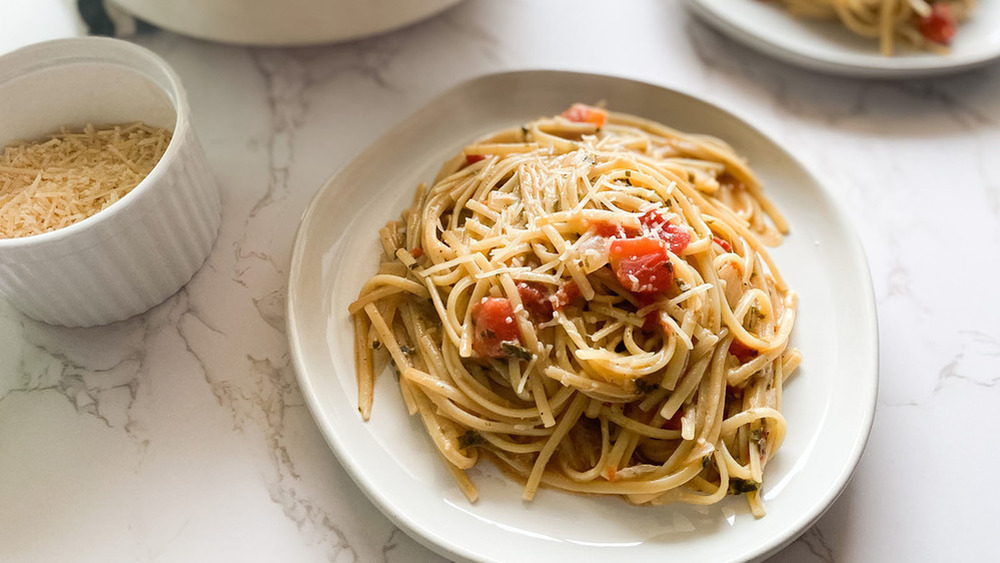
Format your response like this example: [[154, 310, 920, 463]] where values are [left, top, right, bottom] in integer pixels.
[[349, 104, 802, 517]]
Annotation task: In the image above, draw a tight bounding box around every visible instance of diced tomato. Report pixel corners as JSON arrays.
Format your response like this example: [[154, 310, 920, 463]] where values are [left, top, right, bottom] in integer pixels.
[[465, 153, 486, 166], [516, 282, 553, 321], [552, 280, 581, 310], [638, 209, 690, 254], [729, 338, 758, 364], [642, 309, 676, 334], [410, 247, 424, 258], [643, 304, 681, 334], [635, 294, 661, 333], [918, 3, 956, 45], [589, 220, 638, 239], [560, 103, 608, 128], [712, 236, 732, 253], [636, 293, 657, 309], [593, 221, 619, 238], [470, 297, 521, 358], [608, 238, 674, 295]]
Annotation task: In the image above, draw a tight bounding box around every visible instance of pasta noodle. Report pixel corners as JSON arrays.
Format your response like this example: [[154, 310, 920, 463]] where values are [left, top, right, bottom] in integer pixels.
[[773, 0, 975, 55], [349, 104, 801, 516]]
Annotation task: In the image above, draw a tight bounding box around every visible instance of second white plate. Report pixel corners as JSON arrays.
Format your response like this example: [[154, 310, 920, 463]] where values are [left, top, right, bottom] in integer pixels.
[[287, 70, 879, 562], [687, 0, 1000, 78]]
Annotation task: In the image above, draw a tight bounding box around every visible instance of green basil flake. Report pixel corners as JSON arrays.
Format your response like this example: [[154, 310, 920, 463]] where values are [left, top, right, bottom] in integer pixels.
[[633, 378, 659, 394], [728, 478, 759, 495], [501, 342, 533, 362], [458, 430, 486, 450]]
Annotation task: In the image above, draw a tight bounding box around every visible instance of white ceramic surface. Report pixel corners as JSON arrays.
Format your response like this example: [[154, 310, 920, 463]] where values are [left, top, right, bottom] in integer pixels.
[[111, 0, 464, 45], [687, 0, 1000, 77], [286, 70, 879, 563], [0, 38, 220, 326]]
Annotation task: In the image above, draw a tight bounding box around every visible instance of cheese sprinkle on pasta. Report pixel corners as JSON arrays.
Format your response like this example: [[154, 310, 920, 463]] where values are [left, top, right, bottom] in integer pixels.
[[350, 105, 802, 517]]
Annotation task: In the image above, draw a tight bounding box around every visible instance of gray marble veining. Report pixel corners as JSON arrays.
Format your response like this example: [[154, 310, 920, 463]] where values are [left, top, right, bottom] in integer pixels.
[[2, 1, 998, 561]]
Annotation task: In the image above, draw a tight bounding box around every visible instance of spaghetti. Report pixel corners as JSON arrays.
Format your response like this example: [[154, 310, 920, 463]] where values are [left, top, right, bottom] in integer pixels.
[[774, 0, 975, 55], [349, 104, 801, 516]]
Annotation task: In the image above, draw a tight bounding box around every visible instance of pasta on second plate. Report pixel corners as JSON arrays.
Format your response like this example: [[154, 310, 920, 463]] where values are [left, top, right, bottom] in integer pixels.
[[774, 0, 975, 55], [349, 104, 801, 517]]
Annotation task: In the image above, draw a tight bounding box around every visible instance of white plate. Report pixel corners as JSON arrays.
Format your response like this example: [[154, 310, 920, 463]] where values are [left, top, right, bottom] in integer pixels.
[[287, 70, 879, 562], [687, 0, 1000, 77]]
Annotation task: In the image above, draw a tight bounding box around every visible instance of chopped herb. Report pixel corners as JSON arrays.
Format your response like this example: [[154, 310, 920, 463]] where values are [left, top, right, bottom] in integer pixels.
[[408, 262, 419, 270], [399, 345, 415, 356], [501, 342, 533, 361], [625, 170, 632, 178], [676, 279, 690, 291], [371, 340, 382, 350], [702, 455, 712, 469], [634, 378, 659, 394], [728, 478, 760, 495], [458, 430, 486, 449], [744, 305, 760, 331], [752, 425, 769, 450], [520, 125, 529, 138]]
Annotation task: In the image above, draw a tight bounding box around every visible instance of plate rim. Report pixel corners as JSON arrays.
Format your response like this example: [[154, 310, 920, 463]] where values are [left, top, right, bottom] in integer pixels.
[[685, 0, 1000, 78], [286, 69, 880, 562]]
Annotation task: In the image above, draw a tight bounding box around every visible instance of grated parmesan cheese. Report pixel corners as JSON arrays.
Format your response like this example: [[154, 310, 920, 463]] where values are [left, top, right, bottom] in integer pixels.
[[0, 122, 171, 239]]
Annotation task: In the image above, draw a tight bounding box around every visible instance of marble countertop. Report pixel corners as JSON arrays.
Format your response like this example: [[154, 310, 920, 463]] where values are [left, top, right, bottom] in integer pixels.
[[2, 1, 998, 561]]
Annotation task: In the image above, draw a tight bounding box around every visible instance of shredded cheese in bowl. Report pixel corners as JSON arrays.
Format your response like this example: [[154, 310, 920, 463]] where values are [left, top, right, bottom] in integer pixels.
[[0, 122, 171, 239]]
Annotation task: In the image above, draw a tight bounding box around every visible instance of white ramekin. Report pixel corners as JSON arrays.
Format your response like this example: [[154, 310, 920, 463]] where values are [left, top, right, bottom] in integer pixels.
[[0, 37, 221, 327]]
